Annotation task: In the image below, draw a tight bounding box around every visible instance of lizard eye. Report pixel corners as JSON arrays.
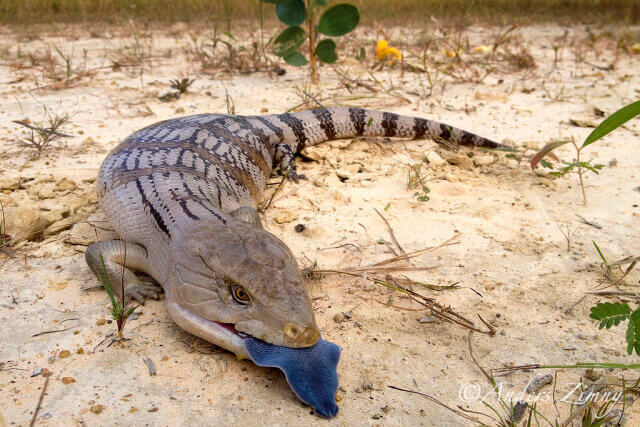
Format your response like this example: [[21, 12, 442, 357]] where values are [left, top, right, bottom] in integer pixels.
[[230, 283, 251, 305]]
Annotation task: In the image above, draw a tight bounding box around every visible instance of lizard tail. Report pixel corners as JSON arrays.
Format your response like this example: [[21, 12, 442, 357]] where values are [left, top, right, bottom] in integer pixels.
[[272, 107, 506, 149]]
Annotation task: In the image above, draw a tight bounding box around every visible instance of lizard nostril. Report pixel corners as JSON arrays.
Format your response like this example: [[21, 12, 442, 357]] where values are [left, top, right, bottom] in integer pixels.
[[284, 323, 300, 339]]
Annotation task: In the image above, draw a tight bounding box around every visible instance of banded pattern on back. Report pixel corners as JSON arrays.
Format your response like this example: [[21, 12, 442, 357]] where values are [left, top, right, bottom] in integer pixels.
[[98, 107, 503, 240]]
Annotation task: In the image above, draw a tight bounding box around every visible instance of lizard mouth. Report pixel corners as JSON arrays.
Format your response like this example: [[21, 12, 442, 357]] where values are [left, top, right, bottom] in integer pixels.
[[166, 298, 249, 358]]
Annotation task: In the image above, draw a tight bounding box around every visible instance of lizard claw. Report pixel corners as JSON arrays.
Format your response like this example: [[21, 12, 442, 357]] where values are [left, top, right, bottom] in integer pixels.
[[126, 282, 163, 305], [286, 170, 307, 183]]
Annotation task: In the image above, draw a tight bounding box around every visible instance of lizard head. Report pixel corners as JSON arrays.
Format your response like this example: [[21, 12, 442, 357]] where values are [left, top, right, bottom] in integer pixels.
[[166, 215, 319, 357]]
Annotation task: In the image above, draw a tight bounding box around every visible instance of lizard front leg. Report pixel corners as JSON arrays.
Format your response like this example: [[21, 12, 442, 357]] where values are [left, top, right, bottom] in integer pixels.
[[85, 240, 162, 304], [274, 142, 306, 182]]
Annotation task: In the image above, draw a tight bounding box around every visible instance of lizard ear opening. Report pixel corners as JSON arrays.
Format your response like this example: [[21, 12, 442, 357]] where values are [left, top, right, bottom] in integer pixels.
[[230, 206, 263, 228]]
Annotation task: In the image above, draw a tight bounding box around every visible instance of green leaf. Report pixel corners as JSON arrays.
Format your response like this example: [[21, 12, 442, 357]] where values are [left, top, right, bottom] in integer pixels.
[[276, 0, 306, 26], [530, 140, 571, 170], [315, 39, 337, 63], [582, 100, 640, 148], [283, 51, 308, 66], [589, 302, 631, 329], [273, 26, 306, 57], [593, 241, 609, 267], [626, 309, 640, 355], [317, 4, 360, 37]]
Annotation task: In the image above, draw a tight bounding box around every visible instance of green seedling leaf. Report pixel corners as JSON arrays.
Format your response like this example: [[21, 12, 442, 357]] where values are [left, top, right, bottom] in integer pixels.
[[480, 146, 521, 153], [626, 309, 640, 355], [582, 100, 640, 148], [530, 140, 571, 170], [315, 39, 337, 63], [276, 0, 306, 26], [589, 302, 631, 329], [283, 51, 308, 66], [98, 253, 118, 310], [317, 4, 359, 37], [593, 241, 609, 267], [273, 26, 306, 57]]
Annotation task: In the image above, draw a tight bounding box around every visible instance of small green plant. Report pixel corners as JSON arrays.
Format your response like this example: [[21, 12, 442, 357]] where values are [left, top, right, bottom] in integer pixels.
[[170, 76, 195, 94], [97, 253, 137, 340], [13, 107, 73, 158], [531, 100, 640, 204], [593, 240, 639, 284], [262, 0, 360, 84], [407, 159, 431, 202], [590, 302, 640, 356]]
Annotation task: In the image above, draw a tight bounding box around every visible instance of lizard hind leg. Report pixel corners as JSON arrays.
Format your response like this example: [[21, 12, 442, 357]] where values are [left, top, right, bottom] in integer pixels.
[[85, 240, 162, 304]]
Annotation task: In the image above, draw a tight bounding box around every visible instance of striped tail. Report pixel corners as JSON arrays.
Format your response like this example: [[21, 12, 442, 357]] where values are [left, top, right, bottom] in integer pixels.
[[272, 107, 505, 150]]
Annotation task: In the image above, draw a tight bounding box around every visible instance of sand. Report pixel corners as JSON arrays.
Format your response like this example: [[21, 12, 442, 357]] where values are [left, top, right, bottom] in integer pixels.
[[1, 22, 639, 425]]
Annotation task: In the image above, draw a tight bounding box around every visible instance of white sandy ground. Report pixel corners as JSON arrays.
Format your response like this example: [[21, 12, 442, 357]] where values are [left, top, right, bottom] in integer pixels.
[[0, 23, 639, 425]]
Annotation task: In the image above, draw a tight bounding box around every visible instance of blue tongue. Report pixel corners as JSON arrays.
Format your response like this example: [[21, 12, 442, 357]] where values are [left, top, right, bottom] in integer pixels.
[[245, 337, 340, 418]]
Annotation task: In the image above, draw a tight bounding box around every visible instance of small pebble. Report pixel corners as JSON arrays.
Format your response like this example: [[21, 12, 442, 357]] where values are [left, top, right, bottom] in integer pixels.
[[148, 407, 159, 413], [96, 318, 106, 326], [333, 313, 345, 323], [90, 405, 104, 414], [294, 223, 306, 233], [419, 316, 438, 324], [58, 350, 71, 359], [62, 377, 76, 384], [584, 369, 601, 381]]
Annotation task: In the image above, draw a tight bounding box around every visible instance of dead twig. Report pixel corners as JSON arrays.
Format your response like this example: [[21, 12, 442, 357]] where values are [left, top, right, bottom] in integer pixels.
[[388, 385, 482, 423], [374, 208, 406, 257], [29, 370, 52, 427], [32, 326, 74, 337], [259, 159, 296, 212], [12, 119, 73, 138]]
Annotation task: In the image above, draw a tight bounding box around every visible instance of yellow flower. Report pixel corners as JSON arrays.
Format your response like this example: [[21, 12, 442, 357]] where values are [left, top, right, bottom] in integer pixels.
[[631, 43, 640, 54], [473, 44, 493, 54], [442, 48, 460, 58], [376, 39, 402, 61]]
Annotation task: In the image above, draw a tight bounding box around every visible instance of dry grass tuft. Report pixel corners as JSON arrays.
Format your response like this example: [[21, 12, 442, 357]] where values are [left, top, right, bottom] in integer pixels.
[[1, 0, 638, 25]]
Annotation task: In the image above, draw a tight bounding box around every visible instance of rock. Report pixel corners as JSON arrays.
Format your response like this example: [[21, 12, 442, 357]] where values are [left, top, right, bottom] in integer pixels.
[[525, 374, 553, 393], [333, 313, 345, 323], [424, 151, 446, 167], [90, 405, 104, 414], [475, 91, 508, 102], [419, 316, 438, 323], [584, 368, 600, 381], [438, 150, 474, 170], [534, 168, 550, 177], [43, 214, 87, 237], [569, 114, 598, 128], [335, 164, 362, 180], [29, 177, 77, 200], [274, 208, 298, 224], [96, 318, 106, 326], [58, 350, 71, 358], [61, 377, 76, 384], [3, 206, 50, 241], [0, 176, 22, 191], [473, 154, 496, 167]]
